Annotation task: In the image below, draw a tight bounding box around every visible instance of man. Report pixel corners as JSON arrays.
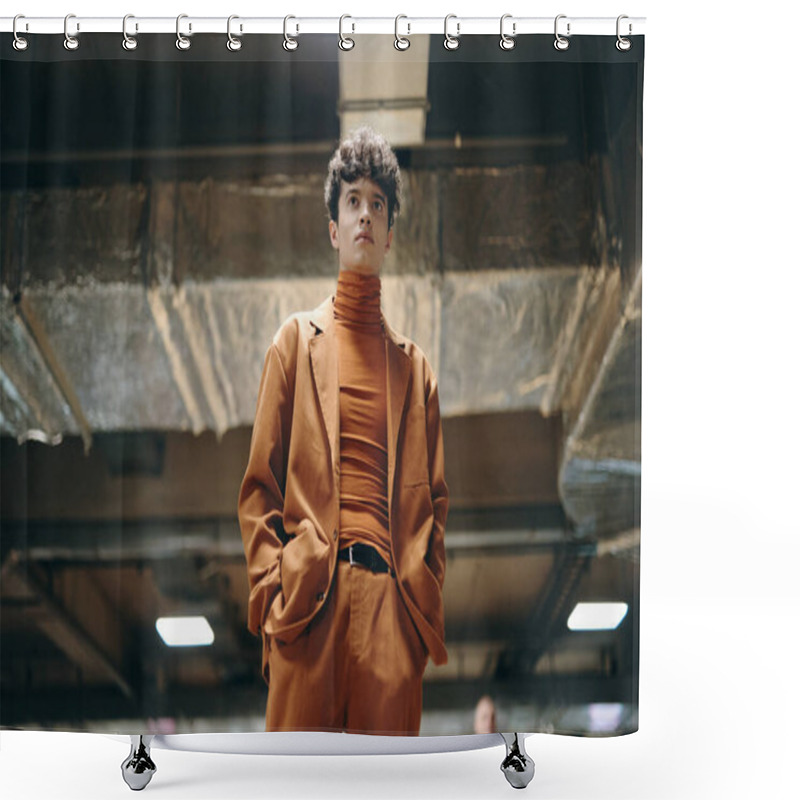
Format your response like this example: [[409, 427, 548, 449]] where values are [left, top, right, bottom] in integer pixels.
[[239, 127, 448, 735]]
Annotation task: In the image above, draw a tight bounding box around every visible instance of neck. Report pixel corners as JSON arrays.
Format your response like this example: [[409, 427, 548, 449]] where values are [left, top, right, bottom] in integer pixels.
[[334, 269, 382, 328]]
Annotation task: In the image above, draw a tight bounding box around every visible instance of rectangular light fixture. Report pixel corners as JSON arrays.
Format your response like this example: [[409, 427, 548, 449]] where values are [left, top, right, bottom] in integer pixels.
[[156, 616, 215, 647], [567, 602, 628, 631]]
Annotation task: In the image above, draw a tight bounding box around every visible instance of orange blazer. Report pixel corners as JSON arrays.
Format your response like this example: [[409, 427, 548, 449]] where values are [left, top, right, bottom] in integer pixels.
[[239, 295, 449, 678]]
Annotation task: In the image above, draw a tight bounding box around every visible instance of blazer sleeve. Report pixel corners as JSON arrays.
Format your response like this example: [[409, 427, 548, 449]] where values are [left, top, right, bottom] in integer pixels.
[[238, 341, 292, 637], [424, 365, 448, 591]]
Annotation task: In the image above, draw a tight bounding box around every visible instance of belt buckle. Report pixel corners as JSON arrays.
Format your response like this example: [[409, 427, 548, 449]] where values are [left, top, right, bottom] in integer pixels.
[[348, 546, 355, 567]]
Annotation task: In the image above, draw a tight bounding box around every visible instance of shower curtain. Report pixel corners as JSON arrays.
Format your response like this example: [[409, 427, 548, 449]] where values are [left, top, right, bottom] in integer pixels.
[[1, 22, 643, 739]]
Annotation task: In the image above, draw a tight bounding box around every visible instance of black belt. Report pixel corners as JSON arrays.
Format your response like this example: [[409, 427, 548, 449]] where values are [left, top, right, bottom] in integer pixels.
[[338, 543, 394, 576]]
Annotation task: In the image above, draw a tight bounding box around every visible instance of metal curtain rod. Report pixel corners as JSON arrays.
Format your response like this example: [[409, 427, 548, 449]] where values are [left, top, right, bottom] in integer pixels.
[[1, 15, 646, 37]]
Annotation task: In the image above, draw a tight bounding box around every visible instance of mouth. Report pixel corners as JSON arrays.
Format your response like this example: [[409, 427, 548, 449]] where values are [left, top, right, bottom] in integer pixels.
[[356, 233, 373, 244]]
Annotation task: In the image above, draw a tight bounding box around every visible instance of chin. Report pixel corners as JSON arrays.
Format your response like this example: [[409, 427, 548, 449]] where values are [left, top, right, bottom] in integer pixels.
[[344, 263, 380, 276]]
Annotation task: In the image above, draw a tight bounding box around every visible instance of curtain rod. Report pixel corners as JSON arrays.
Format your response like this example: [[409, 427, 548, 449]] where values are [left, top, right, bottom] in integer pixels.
[[1, 15, 646, 37]]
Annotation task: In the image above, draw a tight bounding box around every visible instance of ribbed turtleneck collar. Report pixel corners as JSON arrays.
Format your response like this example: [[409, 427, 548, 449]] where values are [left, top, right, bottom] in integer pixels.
[[334, 269, 382, 329]]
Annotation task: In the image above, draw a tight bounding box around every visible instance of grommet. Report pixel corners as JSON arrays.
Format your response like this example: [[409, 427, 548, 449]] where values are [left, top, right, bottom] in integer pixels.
[[554, 14, 570, 51], [443, 14, 460, 51], [227, 15, 242, 51], [394, 14, 410, 51], [283, 15, 298, 51], [122, 14, 138, 51], [616, 15, 632, 51], [339, 14, 354, 51], [176, 13, 191, 50], [13, 15, 29, 51], [63, 13, 79, 51], [500, 14, 516, 51]]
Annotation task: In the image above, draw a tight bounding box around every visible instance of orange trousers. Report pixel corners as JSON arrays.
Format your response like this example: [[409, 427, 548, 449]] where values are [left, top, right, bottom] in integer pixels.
[[265, 559, 427, 735]]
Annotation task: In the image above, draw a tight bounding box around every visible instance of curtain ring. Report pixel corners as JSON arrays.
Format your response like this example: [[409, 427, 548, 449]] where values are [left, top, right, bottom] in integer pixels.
[[283, 15, 298, 51], [122, 14, 138, 51], [616, 15, 632, 51], [227, 15, 242, 51], [12, 15, 29, 51], [176, 14, 191, 50], [63, 13, 79, 51], [339, 15, 354, 51], [499, 14, 515, 51], [443, 14, 460, 51], [394, 15, 410, 51], [554, 14, 570, 51]]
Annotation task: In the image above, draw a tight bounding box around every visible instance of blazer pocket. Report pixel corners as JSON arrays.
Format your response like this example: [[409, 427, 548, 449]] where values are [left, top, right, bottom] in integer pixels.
[[268, 518, 330, 639]]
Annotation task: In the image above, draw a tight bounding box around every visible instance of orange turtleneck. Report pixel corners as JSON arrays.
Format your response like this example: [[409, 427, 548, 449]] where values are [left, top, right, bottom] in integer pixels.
[[333, 269, 392, 567]]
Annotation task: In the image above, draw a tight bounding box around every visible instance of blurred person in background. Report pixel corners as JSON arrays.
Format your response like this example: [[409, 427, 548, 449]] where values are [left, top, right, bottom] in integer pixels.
[[474, 695, 498, 734]]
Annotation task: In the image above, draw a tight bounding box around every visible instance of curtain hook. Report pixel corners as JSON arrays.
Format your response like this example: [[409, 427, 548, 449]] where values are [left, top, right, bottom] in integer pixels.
[[443, 14, 460, 51], [616, 15, 632, 51], [122, 14, 138, 51], [12, 14, 29, 51], [339, 15, 354, 51], [227, 15, 242, 51], [394, 15, 410, 51], [500, 14, 516, 51], [283, 15, 298, 51], [176, 14, 191, 50], [63, 13, 79, 51], [554, 14, 570, 51]]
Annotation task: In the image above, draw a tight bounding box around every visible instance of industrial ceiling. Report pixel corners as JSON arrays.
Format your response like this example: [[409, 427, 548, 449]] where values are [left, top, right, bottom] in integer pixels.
[[1, 35, 641, 735]]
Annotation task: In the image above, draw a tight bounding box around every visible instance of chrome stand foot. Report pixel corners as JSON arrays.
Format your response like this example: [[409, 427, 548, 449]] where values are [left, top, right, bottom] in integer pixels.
[[121, 735, 156, 791], [500, 732, 535, 789]]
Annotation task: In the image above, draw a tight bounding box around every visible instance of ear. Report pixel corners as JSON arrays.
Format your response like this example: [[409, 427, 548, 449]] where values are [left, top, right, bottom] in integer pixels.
[[329, 219, 339, 250], [385, 228, 393, 254]]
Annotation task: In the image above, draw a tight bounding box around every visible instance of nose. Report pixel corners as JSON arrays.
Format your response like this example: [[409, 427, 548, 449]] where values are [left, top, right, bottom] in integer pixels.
[[359, 202, 372, 226]]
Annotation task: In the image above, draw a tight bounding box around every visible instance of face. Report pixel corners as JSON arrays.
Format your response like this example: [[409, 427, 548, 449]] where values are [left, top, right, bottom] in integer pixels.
[[329, 177, 393, 276]]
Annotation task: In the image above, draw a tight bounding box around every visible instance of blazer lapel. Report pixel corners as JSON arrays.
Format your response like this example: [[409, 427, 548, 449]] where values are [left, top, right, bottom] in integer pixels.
[[309, 298, 339, 470], [384, 315, 412, 513]]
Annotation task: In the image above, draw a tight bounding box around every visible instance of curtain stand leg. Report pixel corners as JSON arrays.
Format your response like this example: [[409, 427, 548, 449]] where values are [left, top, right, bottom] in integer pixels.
[[121, 734, 157, 791], [500, 732, 535, 789]]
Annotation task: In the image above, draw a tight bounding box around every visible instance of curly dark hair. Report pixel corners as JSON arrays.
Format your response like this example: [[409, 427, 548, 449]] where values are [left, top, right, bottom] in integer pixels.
[[324, 127, 402, 230]]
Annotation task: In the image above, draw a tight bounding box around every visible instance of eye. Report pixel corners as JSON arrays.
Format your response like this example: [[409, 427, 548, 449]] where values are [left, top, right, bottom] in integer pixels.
[[348, 196, 358, 206], [373, 200, 384, 212]]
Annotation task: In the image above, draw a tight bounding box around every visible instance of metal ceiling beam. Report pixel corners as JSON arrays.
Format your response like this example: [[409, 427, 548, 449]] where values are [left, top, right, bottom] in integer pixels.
[[1, 136, 567, 169], [1, 550, 133, 698], [2, 517, 583, 565], [2, 519, 244, 564], [12, 294, 92, 454], [0, 289, 75, 442], [494, 545, 593, 679], [559, 265, 642, 538]]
